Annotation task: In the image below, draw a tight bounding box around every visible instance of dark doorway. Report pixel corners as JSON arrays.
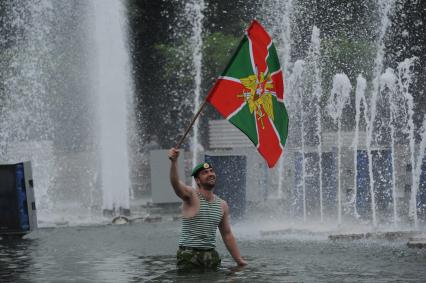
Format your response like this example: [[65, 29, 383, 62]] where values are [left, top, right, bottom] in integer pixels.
[[322, 152, 337, 220], [293, 151, 337, 221], [418, 154, 426, 223], [372, 150, 393, 221], [356, 150, 371, 220], [205, 155, 247, 220], [356, 150, 394, 222]]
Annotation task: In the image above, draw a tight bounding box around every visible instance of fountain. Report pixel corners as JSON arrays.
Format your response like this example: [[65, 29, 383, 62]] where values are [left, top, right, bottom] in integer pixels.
[[352, 75, 367, 219], [2, 2, 426, 282], [92, 0, 133, 216], [0, 0, 425, 232], [260, 0, 425, 232], [0, 0, 133, 224], [184, 0, 206, 187], [309, 26, 324, 223], [327, 73, 352, 225]]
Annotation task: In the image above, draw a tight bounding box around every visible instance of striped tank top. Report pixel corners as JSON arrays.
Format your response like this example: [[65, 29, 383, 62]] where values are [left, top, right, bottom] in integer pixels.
[[178, 192, 223, 249]]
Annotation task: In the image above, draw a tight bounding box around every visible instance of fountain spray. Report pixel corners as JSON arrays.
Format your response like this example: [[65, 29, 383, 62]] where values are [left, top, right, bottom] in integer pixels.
[[185, 0, 205, 188], [327, 74, 352, 225]]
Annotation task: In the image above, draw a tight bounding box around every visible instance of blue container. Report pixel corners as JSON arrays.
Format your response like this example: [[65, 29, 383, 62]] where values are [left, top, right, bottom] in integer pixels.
[[16, 163, 29, 231]]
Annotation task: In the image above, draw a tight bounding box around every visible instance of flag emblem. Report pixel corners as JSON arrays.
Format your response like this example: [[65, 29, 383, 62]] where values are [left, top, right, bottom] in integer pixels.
[[238, 71, 275, 129]]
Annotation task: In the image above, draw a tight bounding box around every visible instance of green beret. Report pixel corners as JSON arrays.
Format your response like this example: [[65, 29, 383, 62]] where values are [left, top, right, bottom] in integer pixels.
[[191, 162, 212, 177]]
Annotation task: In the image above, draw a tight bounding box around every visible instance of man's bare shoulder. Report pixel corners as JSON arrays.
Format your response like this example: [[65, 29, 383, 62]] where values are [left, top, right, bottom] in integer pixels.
[[219, 198, 229, 213], [181, 188, 200, 218], [182, 187, 198, 202]]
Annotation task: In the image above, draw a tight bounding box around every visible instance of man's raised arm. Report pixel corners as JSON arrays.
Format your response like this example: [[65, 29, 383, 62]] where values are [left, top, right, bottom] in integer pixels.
[[168, 147, 192, 201]]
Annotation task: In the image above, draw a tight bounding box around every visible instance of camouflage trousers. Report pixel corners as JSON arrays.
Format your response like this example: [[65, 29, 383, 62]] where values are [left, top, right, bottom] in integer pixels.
[[176, 247, 221, 271]]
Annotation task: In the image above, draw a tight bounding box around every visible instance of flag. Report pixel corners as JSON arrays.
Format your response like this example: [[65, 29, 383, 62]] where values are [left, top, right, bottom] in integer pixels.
[[206, 20, 289, 168]]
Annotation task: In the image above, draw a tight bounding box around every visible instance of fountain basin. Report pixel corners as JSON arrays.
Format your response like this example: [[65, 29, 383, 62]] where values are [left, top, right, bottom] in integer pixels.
[[329, 231, 422, 241], [407, 236, 426, 248]]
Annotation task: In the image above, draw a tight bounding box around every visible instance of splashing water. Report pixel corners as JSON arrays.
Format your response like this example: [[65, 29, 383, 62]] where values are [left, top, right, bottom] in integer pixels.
[[327, 74, 352, 225], [352, 75, 367, 219], [396, 57, 420, 226], [92, 0, 133, 215], [309, 26, 324, 222], [0, 1, 134, 224], [184, 0, 205, 188], [381, 68, 399, 226]]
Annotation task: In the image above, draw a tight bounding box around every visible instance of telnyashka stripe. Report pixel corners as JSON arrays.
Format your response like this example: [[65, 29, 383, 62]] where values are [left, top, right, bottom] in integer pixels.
[[178, 193, 224, 249]]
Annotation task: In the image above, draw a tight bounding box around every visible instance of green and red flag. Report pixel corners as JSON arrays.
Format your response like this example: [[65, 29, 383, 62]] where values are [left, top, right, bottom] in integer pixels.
[[206, 20, 289, 168]]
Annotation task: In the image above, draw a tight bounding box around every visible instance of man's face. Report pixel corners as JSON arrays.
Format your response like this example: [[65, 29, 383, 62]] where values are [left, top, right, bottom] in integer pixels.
[[195, 167, 216, 189]]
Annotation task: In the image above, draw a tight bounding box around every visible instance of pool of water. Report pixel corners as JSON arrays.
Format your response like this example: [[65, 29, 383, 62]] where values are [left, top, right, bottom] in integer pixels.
[[1, 221, 425, 282]]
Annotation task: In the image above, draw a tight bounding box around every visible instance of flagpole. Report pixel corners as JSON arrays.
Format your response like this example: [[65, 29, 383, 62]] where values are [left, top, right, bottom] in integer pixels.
[[175, 100, 208, 149], [173, 25, 249, 150], [174, 28, 248, 150]]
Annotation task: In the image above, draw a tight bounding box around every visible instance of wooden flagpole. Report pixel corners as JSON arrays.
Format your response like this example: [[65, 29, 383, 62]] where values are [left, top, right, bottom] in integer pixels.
[[175, 100, 208, 149], [173, 29, 248, 149]]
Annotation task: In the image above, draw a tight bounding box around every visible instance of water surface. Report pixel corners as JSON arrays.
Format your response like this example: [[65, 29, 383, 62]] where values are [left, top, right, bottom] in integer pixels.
[[1, 221, 425, 282]]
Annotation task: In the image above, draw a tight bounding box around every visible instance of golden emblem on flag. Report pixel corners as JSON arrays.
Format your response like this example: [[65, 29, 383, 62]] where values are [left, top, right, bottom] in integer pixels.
[[237, 72, 274, 129]]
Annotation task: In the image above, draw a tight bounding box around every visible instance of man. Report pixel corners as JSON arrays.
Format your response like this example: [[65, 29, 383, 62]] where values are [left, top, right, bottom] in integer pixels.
[[168, 147, 247, 271]]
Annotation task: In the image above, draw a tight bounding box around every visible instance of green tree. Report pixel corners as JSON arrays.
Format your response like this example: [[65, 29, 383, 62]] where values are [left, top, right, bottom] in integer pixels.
[[321, 36, 376, 131]]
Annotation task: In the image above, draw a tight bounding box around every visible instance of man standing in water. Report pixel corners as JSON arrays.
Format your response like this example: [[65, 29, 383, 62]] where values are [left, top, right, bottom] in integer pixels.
[[168, 147, 247, 271]]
